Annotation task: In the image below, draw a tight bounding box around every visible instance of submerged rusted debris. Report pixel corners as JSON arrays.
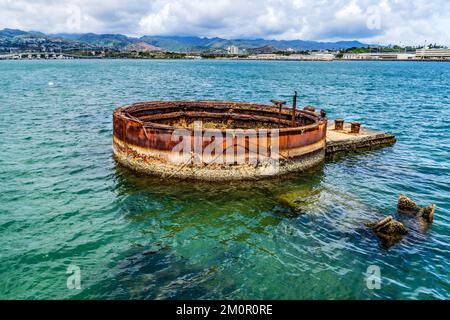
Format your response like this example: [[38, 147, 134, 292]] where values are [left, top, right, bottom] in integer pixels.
[[397, 194, 436, 223], [365, 195, 436, 247], [276, 188, 321, 215], [418, 205, 436, 223], [366, 215, 408, 245], [397, 194, 418, 212], [143, 249, 159, 255]]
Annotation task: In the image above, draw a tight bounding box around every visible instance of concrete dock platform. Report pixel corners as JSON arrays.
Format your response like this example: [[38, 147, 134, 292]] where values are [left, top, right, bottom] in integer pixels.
[[326, 120, 396, 155]]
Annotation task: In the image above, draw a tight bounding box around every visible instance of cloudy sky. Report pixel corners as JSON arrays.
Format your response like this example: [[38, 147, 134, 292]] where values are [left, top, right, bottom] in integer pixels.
[[0, 0, 449, 45]]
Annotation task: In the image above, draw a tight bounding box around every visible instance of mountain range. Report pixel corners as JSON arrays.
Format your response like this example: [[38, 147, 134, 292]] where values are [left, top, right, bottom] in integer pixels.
[[0, 28, 369, 53]]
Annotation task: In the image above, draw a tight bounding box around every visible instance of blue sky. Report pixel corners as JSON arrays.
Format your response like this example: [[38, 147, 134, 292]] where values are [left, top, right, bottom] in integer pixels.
[[0, 0, 449, 45]]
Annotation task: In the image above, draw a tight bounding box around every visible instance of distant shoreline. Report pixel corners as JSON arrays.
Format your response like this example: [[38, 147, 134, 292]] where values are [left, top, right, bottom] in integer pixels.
[[1, 57, 449, 62]]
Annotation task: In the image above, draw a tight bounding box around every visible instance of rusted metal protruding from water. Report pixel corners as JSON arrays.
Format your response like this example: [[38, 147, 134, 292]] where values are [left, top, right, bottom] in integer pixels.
[[366, 215, 408, 247], [113, 100, 327, 181], [334, 119, 344, 130], [398, 194, 436, 223]]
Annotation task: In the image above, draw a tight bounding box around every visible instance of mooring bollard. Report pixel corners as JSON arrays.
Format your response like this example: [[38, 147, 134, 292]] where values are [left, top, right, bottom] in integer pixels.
[[351, 122, 361, 134], [335, 119, 344, 130]]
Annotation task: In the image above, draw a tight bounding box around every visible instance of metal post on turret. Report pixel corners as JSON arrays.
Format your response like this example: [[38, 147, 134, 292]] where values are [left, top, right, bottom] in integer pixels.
[[292, 91, 297, 127], [271, 99, 287, 128]]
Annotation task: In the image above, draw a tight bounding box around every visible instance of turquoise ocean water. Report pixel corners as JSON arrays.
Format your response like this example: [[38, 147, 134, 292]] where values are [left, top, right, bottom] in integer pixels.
[[0, 60, 449, 299]]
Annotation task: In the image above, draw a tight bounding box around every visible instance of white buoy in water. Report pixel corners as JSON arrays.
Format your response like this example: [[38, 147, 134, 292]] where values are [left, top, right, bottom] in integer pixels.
[[48, 81, 54, 86]]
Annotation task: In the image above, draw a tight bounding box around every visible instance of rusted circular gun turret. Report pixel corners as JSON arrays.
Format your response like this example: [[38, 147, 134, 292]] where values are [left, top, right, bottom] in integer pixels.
[[113, 100, 328, 181]]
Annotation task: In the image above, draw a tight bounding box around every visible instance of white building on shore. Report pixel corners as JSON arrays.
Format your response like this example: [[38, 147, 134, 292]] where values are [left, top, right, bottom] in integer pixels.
[[247, 52, 334, 61], [227, 45, 240, 55], [415, 48, 450, 60], [342, 52, 415, 60]]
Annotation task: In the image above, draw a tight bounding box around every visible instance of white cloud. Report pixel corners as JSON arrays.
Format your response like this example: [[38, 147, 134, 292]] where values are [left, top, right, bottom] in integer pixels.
[[335, 0, 363, 19], [0, 0, 449, 45]]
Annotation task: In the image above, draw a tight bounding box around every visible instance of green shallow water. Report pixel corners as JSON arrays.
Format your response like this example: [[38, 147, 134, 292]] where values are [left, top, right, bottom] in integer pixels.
[[0, 60, 449, 299]]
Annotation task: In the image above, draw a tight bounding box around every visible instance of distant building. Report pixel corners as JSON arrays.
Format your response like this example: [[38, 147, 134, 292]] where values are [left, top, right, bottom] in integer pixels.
[[342, 53, 371, 60], [396, 53, 416, 60], [247, 53, 334, 61], [248, 53, 279, 60], [342, 52, 415, 60], [227, 45, 240, 55], [415, 48, 450, 60], [284, 53, 333, 61]]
